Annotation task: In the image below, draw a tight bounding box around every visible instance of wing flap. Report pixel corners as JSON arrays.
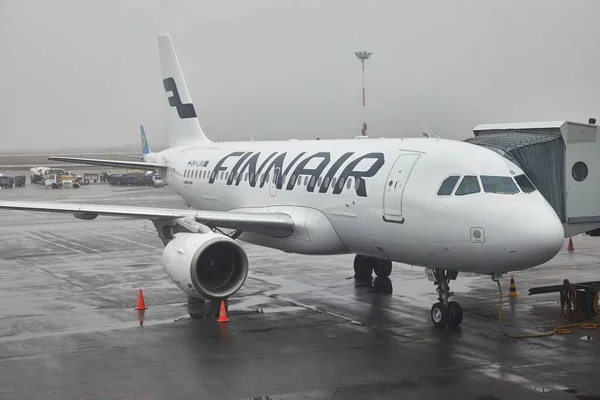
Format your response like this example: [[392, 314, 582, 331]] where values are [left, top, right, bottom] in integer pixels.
[[48, 156, 165, 171], [0, 201, 295, 238]]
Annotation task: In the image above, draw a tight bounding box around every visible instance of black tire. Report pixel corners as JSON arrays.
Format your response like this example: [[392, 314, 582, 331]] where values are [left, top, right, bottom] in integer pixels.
[[431, 302, 449, 327], [353, 255, 373, 280], [373, 259, 392, 278], [447, 301, 463, 326]]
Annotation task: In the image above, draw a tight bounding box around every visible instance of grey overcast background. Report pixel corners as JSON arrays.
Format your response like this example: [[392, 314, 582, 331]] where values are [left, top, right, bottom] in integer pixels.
[[1, 0, 599, 152]]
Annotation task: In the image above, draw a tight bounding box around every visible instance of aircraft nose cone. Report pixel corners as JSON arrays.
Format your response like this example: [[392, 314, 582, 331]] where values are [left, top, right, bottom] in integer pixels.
[[504, 207, 564, 268]]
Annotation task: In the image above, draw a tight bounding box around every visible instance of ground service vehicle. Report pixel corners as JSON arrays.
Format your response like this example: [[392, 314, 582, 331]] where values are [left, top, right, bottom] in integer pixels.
[[83, 173, 99, 184]]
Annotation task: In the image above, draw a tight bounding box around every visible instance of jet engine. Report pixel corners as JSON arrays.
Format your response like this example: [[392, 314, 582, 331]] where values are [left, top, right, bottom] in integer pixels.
[[162, 232, 249, 300]]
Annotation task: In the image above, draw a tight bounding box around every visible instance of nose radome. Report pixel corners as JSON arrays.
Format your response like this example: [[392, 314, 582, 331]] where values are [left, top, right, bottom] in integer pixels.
[[504, 207, 565, 267]]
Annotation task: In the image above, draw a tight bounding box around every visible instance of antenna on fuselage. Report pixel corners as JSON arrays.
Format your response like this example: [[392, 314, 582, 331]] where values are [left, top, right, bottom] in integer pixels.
[[249, 131, 254, 141], [432, 124, 440, 139]]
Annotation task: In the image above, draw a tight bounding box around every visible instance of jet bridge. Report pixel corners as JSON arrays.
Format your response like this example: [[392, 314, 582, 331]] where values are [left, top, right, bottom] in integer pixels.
[[465, 119, 600, 237]]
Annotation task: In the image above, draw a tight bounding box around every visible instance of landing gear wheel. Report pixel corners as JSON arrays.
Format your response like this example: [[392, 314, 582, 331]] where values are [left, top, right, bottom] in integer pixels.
[[431, 302, 449, 327], [447, 301, 463, 326], [426, 268, 461, 327], [373, 260, 392, 278], [353, 255, 373, 280]]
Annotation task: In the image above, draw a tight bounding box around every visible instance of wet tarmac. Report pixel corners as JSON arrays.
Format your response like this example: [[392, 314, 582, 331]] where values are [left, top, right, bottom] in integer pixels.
[[1, 172, 600, 399]]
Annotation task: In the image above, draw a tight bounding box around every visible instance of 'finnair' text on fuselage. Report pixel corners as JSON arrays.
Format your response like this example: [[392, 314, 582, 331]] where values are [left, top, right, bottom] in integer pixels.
[[184, 151, 386, 197]]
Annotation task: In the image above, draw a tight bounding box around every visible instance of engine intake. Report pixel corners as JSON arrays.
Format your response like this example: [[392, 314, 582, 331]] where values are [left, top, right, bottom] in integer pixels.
[[162, 232, 249, 300]]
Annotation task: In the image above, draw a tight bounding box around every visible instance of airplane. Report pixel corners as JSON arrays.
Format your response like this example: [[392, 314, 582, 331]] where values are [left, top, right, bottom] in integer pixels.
[[112, 125, 154, 161], [0, 33, 566, 328]]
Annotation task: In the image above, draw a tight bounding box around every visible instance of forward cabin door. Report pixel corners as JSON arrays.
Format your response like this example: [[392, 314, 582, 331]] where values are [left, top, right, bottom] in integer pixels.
[[382, 152, 421, 223]]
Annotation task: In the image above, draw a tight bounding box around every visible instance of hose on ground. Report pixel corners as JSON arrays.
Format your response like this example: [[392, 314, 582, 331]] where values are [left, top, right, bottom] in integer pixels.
[[494, 278, 600, 338]]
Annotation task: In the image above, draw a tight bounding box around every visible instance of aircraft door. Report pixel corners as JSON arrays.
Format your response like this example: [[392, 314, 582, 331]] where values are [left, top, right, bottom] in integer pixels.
[[270, 167, 280, 197], [383, 153, 421, 223]]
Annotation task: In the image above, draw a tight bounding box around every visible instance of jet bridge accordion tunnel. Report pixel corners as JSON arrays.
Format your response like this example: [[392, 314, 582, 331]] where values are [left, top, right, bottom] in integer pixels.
[[466, 120, 600, 237]]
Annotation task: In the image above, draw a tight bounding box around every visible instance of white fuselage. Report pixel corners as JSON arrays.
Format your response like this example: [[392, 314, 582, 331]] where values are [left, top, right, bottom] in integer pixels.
[[148, 136, 565, 275]]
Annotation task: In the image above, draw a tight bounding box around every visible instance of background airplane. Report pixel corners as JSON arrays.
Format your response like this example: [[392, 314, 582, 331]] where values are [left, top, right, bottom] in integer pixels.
[[0, 33, 566, 328], [111, 125, 153, 160]]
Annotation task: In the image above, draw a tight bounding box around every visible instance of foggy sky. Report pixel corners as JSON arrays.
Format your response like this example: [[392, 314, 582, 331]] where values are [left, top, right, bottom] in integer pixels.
[[1, 0, 600, 152]]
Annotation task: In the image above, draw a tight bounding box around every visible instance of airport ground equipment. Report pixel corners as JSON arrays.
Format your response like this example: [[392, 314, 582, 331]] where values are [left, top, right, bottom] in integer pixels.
[[107, 171, 163, 186], [529, 280, 600, 320], [0, 175, 25, 188], [0, 176, 13, 188], [468, 118, 600, 237], [29, 167, 50, 183], [44, 173, 80, 189], [83, 173, 99, 184]]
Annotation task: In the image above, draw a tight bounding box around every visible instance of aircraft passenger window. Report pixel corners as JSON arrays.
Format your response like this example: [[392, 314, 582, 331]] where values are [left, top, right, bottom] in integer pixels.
[[455, 175, 481, 196], [244, 173, 248, 181], [332, 178, 337, 188], [338, 177, 345, 189], [514, 174, 536, 193], [480, 176, 519, 194], [355, 178, 360, 190], [346, 178, 352, 189], [250, 173, 255, 183], [184, 170, 188, 177], [225, 172, 229, 181], [317, 177, 322, 187], [304, 176, 308, 186], [310, 176, 316, 186], [194, 170, 198, 178], [291, 175, 297, 185], [323, 177, 330, 187], [437, 175, 460, 195]]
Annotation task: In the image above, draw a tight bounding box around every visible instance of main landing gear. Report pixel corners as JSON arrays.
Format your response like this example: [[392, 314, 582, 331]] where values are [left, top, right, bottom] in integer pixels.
[[425, 267, 463, 328], [354, 255, 393, 280]]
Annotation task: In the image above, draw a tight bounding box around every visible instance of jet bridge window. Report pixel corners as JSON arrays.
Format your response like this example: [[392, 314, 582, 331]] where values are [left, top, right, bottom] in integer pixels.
[[480, 176, 519, 194], [437, 175, 460, 195], [514, 174, 536, 193], [455, 175, 481, 196]]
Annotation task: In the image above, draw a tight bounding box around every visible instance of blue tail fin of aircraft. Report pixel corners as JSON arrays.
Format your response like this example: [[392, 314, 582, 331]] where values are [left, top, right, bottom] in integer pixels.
[[141, 125, 151, 156]]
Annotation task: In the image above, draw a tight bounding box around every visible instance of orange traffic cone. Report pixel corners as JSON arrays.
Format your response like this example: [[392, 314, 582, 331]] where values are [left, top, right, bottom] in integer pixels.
[[217, 300, 229, 323], [507, 274, 519, 297], [568, 237, 574, 252], [135, 289, 148, 310]]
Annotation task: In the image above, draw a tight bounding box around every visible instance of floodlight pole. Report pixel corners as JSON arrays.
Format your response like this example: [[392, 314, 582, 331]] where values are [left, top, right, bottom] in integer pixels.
[[355, 51, 372, 136]]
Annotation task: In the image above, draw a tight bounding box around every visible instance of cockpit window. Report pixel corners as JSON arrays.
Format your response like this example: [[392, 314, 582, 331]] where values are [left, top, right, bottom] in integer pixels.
[[480, 176, 519, 194], [437, 175, 460, 195], [455, 175, 481, 196], [514, 174, 536, 193]]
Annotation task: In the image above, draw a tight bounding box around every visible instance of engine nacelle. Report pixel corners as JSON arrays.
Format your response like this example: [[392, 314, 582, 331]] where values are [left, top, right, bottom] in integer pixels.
[[162, 232, 249, 300]]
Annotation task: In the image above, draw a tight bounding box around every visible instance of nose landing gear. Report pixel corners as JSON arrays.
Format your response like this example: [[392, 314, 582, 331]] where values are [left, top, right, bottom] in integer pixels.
[[426, 268, 463, 327]]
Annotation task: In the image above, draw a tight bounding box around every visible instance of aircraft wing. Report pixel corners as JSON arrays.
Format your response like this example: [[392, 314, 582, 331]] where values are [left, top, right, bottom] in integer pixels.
[[48, 156, 165, 171], [0, 201, 295, 238]]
